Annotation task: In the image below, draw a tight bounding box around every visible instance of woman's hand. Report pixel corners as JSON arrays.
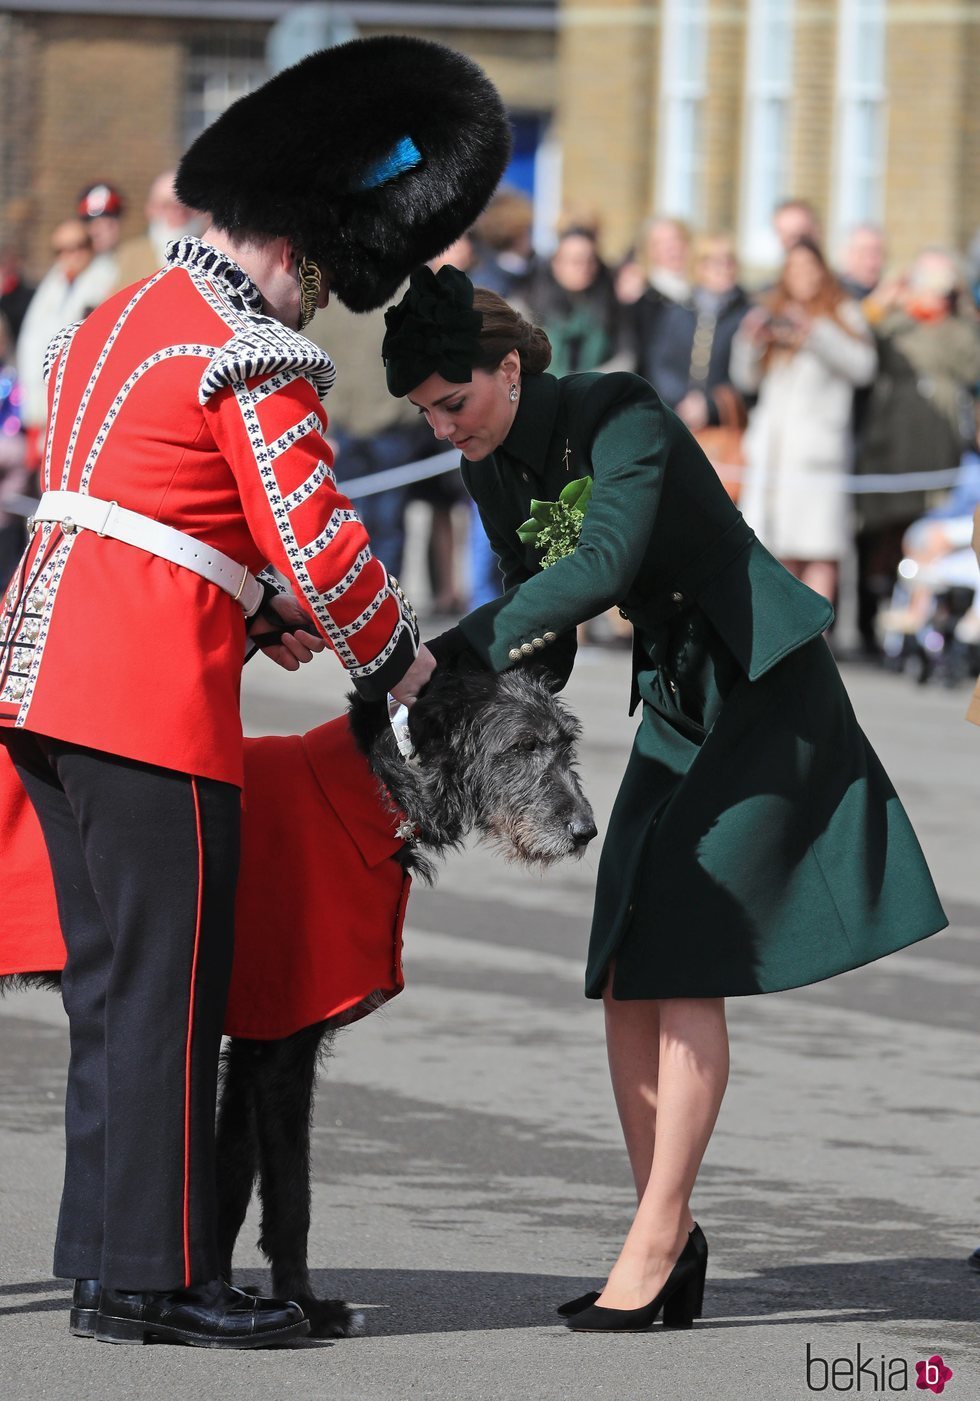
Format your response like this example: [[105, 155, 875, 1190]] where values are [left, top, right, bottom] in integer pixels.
[[770, 304, 811, 349], [739, 306, 773, 347], [389, 643, 437, 707], [248, 592, 326, 672]]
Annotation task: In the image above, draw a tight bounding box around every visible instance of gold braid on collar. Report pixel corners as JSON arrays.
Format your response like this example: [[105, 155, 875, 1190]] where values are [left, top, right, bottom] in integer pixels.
[[298, 257, 322, 330]]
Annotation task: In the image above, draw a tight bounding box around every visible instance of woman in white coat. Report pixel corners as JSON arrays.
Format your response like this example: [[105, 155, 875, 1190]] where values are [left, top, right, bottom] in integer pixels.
[[731, 238, 876, 604]]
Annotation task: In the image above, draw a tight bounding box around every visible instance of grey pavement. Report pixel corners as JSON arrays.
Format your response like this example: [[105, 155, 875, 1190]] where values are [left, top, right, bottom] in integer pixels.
[[1, 642, 978, 1401]]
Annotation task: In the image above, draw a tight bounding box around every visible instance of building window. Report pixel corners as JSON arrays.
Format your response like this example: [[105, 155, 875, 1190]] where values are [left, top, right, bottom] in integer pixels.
[[183, 30, 269, 150], [739, 0, 795, 267], [656, 0, 707, 223], [832, 0, 887, 247]]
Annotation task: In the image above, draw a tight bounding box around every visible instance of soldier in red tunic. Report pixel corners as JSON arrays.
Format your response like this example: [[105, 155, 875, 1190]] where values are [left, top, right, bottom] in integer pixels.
[[0, 37, 509, 1348]]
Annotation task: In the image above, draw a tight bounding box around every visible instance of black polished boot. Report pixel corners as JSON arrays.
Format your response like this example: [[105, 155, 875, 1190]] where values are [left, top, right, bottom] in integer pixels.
[[69, 1278, 101, 1337], [94, 1278, 310, 1348]]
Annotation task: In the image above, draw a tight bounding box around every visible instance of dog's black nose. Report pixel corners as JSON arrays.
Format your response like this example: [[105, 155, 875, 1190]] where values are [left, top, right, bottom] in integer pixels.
[[568, 815, 598, 848]]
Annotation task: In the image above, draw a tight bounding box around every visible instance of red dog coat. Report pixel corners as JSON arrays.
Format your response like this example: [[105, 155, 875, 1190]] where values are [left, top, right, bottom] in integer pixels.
[[0, 717, 409, 1038]]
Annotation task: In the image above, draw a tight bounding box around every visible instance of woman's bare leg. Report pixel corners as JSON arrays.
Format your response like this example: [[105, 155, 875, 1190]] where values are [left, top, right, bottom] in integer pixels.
[[597, 994, 729, 1310], [604, 985, 675, 1208]]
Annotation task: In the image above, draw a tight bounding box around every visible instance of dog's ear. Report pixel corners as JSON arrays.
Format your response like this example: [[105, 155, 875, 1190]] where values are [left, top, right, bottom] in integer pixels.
[[425, 627, 487, 675], [408, 666, 496, 756], [345, 689, 389, 756], [523, 662, 566, 694]]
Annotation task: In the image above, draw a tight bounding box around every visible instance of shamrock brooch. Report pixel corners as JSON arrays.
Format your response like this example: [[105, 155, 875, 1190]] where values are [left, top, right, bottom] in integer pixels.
[[516, 476, 593, 569]]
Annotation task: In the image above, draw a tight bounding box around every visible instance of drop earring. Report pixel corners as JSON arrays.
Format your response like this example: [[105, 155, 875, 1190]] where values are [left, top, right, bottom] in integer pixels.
[[509, 383, 519, 402]]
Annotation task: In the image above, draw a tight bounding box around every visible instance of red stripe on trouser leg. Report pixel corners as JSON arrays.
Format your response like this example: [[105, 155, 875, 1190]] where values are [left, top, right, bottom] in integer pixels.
[[183, 777, 205, 1286]]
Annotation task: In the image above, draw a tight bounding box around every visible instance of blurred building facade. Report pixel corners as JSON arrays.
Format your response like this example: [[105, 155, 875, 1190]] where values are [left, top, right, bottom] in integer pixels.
[[0, 0, 558, 277], [558, 0, 980, 269], [0, 0, 977, 277]]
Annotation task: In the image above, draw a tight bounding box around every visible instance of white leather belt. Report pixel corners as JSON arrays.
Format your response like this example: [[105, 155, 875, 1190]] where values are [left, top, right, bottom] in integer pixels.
[[30, 490, 264, 617]]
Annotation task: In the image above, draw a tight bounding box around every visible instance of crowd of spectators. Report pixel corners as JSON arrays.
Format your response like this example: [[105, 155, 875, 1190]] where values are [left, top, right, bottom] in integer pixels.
[[0, 172, 202, 590], [2, 182, 979, 668], [422, 191, 980, 656]]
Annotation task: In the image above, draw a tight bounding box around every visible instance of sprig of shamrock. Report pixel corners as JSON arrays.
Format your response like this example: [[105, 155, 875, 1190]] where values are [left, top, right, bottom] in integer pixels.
[[516, 476, 593, 569]]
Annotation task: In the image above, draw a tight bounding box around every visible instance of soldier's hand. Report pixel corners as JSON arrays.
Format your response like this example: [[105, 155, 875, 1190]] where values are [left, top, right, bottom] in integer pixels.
[[249, 593, 326, 672], [389, 643, 437, 708]]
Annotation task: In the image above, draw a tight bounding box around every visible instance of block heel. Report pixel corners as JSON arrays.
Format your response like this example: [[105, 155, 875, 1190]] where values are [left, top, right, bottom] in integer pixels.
[[68, 1308, 97, 1338], [689, 1223, 708, 1318], [661, 1272, 700, 1329], [94, 1313, 150, 1344]]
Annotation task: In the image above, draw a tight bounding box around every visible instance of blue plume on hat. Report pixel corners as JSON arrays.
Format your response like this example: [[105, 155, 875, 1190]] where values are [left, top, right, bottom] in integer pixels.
[[356, 136, 423, 191]]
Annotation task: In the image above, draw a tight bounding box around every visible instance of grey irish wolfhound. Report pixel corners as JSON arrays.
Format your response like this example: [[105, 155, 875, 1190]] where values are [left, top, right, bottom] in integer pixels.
[[218, 663, 597, 1335]]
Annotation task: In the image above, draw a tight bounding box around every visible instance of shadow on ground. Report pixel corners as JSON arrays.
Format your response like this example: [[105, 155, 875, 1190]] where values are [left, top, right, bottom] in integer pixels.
[[207, 1258, 980, 1336]]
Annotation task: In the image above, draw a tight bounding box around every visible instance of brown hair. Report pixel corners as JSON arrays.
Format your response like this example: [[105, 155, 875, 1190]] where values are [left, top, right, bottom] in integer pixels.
[[471, 287, 552, 375], [766, 237, 848, 320], [760, 236, 860, 365]]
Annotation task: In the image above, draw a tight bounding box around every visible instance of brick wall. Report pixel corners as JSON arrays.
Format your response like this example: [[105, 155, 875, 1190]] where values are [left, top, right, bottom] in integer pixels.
[[554, 0, 979, 275], [33, 15, 185, 275], [0, 16, 42, 260], [4, 4, 977, 284], [557, 0, 657, 259], [789, 4, 837, 238], [2, 13, 556, 282], [959, 11, 980, 252], [702, 5, 747, 237], [885, 16, 964, 259], [2, 14, 209, 279]]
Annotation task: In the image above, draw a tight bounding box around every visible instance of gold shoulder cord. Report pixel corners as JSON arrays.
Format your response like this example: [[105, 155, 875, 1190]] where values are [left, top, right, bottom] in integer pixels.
[[298, 257, 322, 330]]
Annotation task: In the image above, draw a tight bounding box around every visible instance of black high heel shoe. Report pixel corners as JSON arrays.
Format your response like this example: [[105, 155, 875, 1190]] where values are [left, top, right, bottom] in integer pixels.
[[556, 1289, 600, 1319], [565, 1233, 703, 1333], [688, 1222, 708, 1318], [557, 1222, 708, 1320]]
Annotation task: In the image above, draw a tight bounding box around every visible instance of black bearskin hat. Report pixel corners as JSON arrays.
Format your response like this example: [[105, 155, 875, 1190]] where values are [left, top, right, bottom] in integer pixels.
[[175, 36, 512, 312]]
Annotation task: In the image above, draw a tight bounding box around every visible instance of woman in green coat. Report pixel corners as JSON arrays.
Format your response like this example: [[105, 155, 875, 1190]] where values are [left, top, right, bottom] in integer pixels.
[[381, 266, 947, 1333]]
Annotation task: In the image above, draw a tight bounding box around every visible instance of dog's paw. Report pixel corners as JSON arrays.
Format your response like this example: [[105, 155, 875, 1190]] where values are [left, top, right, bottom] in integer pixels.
[[345, 1309, 367, 1337], [302, 1297, 362, 1339]]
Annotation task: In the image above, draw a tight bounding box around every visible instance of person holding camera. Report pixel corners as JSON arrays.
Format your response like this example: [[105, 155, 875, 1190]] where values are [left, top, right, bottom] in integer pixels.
[[731, 238, 876, 606]]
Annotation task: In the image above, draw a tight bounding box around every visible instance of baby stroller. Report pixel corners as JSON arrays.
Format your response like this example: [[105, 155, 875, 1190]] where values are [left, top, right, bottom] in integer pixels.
[[878, 454, 980, 686]]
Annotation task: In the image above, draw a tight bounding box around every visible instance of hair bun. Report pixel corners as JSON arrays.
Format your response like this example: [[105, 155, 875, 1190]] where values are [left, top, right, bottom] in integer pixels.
[[470, 286, 552, 376], [521, 322, 552, 375]]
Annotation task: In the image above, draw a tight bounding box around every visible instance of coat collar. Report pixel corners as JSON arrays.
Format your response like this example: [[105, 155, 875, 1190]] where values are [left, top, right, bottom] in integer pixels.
[[498, 372, 560, 477], [166, 236, 265, 314]]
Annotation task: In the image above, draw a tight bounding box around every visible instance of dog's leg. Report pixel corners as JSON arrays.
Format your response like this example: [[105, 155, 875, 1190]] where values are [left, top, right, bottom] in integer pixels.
[[215, 1038, 261, 1284], [253, 1021, 358, 1338]]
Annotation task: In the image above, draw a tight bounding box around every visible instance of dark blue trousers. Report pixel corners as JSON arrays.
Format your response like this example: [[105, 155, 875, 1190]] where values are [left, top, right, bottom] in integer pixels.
[[4, 731, 239, 1290]]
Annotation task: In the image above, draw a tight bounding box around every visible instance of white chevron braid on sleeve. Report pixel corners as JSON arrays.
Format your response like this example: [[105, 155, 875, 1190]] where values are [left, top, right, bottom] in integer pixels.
[[42, 322, 82, 384], [198, 326, 337, 404]]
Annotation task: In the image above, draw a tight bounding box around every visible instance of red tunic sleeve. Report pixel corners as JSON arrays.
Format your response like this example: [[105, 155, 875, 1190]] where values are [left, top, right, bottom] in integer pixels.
[[204, 366, 418, 699]]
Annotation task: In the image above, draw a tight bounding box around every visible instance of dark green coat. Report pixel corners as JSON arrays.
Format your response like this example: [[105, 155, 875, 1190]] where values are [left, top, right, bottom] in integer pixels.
[[457, 371, 947, 999]]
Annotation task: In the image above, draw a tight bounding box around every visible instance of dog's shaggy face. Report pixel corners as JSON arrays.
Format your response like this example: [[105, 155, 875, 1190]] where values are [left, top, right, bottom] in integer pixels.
[[350, 666, 596, 872], [441, 670, 595, 866]]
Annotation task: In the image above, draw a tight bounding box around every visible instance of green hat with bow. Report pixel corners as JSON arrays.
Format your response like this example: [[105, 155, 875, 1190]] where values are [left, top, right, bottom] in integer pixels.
[[382, 265, 484, 397]]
